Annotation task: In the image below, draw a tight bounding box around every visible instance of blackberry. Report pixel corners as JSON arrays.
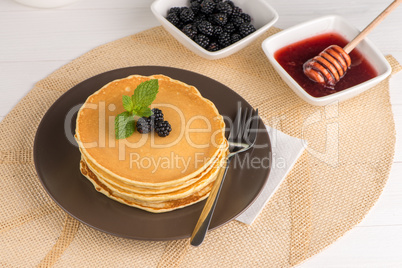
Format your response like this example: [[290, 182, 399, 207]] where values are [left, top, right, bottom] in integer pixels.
[[193, 14, 206, 27], [180, 7, 194, 23], [207, 42, 220, 52], [216, 2, 232, 16], [239, 23, 256, 37], [166, 13, 180, 27], [136, 117, 152, 134], [213, 25, 223, 36], [230, 16, 244, 27], [190, 1, 201, 14], [155, 121, 172, 137], [168, 7, 181, 15], [166, 1, 256, 52], [182, 24, 197, 39], [176, 21, 185, 30], [240, 13, 251, 24], [211, 13, 227, 26], [194, 13, 207, 22], [226, 0, 235, 8], [197, 20, 214, 36], [200, 0, 215, 14], [194, 34, 210, 48], [218, 31, 231, 47], [230, 33, 241, 44], [223, 22, 236, 33], [137, 108, 166, 134], [231, 6, 242, 18], [151, 108, 164, 122]]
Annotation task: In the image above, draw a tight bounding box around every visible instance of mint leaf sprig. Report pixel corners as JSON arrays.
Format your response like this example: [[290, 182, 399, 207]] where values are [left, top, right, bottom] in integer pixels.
[[114, 79, 159, 139]]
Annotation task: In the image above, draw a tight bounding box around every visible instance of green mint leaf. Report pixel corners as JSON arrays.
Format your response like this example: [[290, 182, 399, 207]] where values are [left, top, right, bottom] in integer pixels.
[[134, 107, 152, 118], [122, 95, 134, 112], [132, 79, 159, 108], [114, 111, 135, 139], [115, 79, 159, 140]]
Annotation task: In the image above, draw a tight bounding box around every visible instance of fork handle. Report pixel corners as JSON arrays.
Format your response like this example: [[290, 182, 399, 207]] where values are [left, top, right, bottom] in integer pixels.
[[190, 158, 230, 246]]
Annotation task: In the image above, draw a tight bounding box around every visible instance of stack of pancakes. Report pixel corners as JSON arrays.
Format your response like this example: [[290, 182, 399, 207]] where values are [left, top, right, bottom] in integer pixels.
[[75, 74, 227, 213]]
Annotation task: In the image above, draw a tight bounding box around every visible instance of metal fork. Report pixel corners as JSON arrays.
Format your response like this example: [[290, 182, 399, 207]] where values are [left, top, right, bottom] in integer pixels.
[[190, 107, 259, 246]]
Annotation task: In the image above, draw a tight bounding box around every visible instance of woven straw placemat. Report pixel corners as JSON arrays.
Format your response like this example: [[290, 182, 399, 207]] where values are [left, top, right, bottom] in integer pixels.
[[0, 26, 401, 267]]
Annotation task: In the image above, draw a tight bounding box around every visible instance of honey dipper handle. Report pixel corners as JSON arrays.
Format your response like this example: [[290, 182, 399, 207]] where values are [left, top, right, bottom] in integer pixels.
[[343, 0, 402, 54]]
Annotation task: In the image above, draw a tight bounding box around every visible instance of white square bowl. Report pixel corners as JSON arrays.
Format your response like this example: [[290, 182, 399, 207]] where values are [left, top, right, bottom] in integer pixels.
[[261, 15, 392, 106], [151, 0, 278, 60]]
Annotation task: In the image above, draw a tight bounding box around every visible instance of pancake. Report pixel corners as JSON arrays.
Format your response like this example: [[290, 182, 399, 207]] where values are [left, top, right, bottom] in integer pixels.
[[81, 145, 226, 195], [80, 160, 214, 213], [75, 74, 226, 188], [82, 148, 225, 202], [75, 74, 228, 213]]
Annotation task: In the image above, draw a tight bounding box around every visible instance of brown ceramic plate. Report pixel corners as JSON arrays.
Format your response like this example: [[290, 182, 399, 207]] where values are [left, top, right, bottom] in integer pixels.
[[34, 66, 271, 241]]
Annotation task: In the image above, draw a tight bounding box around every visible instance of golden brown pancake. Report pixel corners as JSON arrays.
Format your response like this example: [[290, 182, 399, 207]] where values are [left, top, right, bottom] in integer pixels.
[[81, 146, 225, 195], [75, 74, 226, 187], [82, 149, 224, 202], [75, 74, 227, 213], [80, 160, 213, 213]]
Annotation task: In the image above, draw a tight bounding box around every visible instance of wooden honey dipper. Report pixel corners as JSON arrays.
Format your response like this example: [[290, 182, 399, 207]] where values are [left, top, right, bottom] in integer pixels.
[[303, 0, 402, 88]]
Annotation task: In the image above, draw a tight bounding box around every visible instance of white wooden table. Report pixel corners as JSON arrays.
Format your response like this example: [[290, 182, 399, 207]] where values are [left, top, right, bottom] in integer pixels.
[[1, 0, 401, 266]]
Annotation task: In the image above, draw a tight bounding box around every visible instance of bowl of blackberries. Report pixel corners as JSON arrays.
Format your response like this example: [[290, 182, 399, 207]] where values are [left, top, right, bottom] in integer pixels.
[[151, 0, 278, 60]]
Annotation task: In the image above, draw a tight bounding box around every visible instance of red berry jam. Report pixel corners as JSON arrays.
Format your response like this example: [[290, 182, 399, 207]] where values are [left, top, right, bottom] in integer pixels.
[[274, 32, 378, 98]]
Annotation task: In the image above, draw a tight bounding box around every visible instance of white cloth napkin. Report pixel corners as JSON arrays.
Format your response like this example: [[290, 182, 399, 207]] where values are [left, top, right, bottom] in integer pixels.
[[236, 126, 307, 225]]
